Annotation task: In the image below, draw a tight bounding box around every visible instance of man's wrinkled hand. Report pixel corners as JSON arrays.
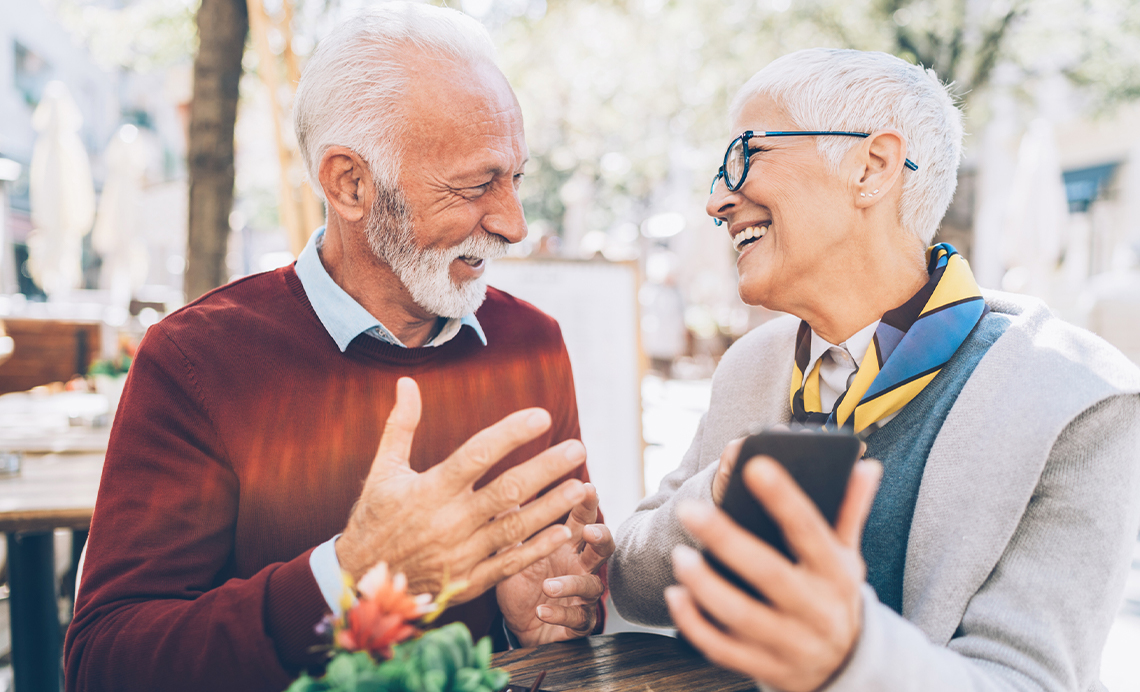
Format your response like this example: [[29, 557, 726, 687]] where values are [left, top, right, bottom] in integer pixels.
[[336, 377, 588, 603], [667, 455, 882, 692], [496, 483, 613, 647]]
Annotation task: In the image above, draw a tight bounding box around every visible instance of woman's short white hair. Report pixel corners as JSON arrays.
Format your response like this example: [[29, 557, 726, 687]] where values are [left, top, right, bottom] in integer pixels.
[[294, 2, 497, 196], [730, 48, 964, 245]]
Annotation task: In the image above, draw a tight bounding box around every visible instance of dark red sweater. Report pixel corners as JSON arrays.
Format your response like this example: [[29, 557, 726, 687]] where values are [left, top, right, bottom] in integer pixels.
[[65, 267, 592, 692]]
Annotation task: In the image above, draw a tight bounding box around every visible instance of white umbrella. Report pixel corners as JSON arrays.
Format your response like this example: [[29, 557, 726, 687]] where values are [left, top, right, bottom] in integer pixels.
[[93, 124, 150, 305], [26, 81, 96, 298]]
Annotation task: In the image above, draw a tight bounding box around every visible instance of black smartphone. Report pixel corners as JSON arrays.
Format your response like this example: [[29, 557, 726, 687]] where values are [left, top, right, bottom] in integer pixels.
[[704, 429, 861, 599]]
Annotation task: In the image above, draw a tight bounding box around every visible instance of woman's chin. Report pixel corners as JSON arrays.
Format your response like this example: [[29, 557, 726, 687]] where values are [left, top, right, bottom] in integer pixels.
[[737, 279, 775, 310]]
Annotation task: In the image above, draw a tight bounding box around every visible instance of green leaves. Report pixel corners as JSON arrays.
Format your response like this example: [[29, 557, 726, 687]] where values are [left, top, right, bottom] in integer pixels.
[[284, 624, 510, 692]]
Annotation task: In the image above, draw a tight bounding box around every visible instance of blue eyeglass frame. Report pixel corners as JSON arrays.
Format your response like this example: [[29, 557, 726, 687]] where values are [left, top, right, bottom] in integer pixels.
[[709, 130, 919, 195]]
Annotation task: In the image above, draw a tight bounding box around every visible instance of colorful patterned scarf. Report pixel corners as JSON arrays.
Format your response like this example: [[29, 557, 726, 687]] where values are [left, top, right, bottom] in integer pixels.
[[790, 243, 987, 437]]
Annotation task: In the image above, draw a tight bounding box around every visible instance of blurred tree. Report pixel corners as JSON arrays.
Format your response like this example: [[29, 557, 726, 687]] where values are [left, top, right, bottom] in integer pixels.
[[1053, 0, 1140, 110], [185, 0, 248, 300], [800, 0, 1029, 97], [54, 0, 1140, 296], [487, 0, 1139, 257]]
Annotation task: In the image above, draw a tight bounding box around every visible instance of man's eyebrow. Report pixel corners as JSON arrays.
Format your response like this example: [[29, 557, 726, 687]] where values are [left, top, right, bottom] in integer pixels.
[[460, 157, 529, 180]]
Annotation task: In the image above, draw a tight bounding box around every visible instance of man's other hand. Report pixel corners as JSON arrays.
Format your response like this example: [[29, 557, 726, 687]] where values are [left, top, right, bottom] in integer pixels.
[[336, 377, 588, 602], [495, 482, 613, 646], [666, 456, 882, 692]]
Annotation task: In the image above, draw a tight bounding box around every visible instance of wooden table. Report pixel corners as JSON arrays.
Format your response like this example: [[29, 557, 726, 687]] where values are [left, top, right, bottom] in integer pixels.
[[0, 449, 104, 692], [492, 632, 755, 691]]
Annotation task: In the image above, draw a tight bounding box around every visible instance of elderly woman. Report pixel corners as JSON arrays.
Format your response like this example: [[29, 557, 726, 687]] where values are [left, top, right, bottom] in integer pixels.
[[610, 48, 1140, 691]]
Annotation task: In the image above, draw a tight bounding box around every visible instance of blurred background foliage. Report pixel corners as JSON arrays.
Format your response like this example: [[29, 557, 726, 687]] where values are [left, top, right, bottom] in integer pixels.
[[41, 0, 1140, 305]]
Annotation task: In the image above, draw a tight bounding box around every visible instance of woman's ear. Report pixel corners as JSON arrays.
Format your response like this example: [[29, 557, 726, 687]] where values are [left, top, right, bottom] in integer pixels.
[[319, 146, 372, 223], [852, 129, 906, 208]]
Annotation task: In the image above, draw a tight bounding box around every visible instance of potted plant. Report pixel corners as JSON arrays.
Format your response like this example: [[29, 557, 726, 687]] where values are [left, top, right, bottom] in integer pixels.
[[286, 563, 510, 692]]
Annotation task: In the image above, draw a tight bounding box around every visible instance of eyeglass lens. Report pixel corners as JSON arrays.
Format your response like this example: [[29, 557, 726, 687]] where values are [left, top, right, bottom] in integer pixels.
[[724, 138, 747, 189]]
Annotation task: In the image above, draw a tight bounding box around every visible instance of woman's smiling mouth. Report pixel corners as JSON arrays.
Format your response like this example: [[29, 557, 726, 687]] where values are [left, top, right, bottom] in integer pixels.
[[732, 224, 769, 252]]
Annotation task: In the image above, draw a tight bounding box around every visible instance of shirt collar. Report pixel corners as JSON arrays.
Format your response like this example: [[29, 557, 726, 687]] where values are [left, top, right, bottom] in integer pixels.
[[802, 319, 880, 384], [294, 227, 487, 352]]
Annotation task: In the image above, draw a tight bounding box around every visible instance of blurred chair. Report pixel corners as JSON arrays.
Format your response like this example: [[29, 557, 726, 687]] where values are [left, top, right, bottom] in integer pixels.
[[0, 319, 100, 394], [0, 321, 13, 365]]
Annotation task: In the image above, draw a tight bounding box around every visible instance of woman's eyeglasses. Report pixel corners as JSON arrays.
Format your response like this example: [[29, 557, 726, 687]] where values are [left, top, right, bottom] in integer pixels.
[[710, 130, 919, 194]]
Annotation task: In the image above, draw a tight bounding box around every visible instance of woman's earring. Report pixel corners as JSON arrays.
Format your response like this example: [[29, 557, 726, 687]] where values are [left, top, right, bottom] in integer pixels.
[[714, 218, 724, 227]]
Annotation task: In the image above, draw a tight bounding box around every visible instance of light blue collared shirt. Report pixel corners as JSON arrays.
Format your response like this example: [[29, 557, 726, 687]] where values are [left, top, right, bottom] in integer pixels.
[[295, 227, 487, 614], [294, 227, 487, 351]]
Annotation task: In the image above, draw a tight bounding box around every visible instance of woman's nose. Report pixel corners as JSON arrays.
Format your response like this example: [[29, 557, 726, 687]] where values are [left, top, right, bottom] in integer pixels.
[[706, 179, 738, 225]]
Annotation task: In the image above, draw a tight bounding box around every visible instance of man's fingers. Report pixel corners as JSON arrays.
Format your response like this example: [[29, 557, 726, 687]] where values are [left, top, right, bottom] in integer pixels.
[[465, 524, 573, 597], [535, 603, 595, 634], [742, 456, 840, 571], [471, 478, 586, 557], [834, 460, 882, 549], [564, 482, 599, 535], [578, 523, 614, 574], [542, 574, 605, 601], [468, 440, 586, 523], [432, 408, 553, 491], [371, 377, 422, 471]]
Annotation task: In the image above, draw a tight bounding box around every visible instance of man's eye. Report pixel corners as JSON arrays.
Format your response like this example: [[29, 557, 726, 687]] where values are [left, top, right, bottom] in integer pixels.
[[512, 173, 525, 187]]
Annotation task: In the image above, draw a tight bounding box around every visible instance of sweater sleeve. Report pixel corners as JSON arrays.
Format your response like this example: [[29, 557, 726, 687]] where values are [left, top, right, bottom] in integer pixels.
[[814, 394, 1140, 692], [64, 325, 330, 692]]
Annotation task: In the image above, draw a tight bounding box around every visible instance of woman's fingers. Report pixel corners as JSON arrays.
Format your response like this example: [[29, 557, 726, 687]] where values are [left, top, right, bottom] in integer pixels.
[[676, 500, 827, 624], [665, 585, 785, 681], [712, 437, 746, 505], [741, 457, 843, 572], [834, 460, 882, 549]]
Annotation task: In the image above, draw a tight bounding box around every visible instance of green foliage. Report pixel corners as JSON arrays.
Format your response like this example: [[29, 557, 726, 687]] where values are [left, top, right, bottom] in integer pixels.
[[88, 355, 131, 376], [56, 0, 200, 72], [284, 624, 509, 692], [489, 0, 1140, 242]]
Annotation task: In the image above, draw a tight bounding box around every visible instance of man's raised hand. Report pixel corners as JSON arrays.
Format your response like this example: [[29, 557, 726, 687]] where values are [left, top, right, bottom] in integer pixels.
[[335, 377, 588, 601]]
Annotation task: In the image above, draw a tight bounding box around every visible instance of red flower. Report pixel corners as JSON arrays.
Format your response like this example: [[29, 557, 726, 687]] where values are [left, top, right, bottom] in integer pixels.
[[334, 563, 431, 661]]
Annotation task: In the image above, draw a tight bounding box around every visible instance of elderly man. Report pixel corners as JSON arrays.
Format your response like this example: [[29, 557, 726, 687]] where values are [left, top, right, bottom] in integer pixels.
[[65, 5, 611, 691], [611, 48, 1140, 691]]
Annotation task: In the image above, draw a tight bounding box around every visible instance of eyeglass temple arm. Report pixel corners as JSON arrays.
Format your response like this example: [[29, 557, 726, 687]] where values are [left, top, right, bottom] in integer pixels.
[[759, 131, 918, 171], [710, 168, 724, 194]]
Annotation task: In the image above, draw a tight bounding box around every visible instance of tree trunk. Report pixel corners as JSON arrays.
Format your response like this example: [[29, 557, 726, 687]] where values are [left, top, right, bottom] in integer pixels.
[[185, 0, 248, 301]]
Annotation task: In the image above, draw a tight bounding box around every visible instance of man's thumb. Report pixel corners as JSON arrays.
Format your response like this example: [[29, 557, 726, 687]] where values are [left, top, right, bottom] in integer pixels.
[[372, 377, 422, 471]]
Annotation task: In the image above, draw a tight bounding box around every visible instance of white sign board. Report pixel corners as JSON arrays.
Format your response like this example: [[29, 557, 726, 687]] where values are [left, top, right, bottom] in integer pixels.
[[485, 259, 644, 529]]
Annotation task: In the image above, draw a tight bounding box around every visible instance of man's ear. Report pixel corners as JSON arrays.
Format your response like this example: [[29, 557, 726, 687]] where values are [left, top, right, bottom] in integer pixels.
[[319, 146, 372, 223], [851, 129, 907, 208]]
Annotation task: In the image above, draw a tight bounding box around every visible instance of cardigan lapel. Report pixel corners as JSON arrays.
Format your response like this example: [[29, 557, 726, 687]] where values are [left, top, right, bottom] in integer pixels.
[[902, 292, 1137, 644]]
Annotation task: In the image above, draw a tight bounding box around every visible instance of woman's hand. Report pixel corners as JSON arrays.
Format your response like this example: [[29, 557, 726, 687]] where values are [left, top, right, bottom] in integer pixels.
[[711, 437, 746, 505], [668, 456, 882, 692]]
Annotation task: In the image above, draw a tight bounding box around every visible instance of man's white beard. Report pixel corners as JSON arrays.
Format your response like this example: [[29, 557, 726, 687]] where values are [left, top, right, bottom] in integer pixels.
[[365, 185, 508, 319]]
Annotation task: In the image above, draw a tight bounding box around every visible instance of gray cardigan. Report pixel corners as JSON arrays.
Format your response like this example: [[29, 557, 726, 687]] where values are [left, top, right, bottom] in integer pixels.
[[611, 291, 1140, 692]]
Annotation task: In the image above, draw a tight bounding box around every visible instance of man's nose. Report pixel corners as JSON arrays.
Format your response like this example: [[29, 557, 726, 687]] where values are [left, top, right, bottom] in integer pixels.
[[482, 183, 528, 244], [706, 179, 739, 223]]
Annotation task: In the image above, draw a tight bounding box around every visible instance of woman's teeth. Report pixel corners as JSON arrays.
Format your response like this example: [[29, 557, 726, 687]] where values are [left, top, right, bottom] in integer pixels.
[[732, 225, 768, 252]]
